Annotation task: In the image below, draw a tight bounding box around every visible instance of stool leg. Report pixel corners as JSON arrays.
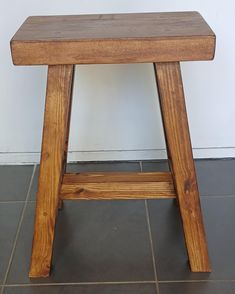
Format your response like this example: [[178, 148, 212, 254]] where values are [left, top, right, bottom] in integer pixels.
[[29, 65, 74, 277], [154, 62, 211, 272], [58, 66, 75, 211]]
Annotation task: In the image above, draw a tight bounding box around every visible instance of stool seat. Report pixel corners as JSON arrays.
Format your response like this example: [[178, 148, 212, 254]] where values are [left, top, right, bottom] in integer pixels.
[[11, 11, 215, 65]]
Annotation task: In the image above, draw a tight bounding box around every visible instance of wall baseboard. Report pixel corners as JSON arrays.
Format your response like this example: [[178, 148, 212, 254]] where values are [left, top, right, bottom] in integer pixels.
[[0, 147, 235, 164]]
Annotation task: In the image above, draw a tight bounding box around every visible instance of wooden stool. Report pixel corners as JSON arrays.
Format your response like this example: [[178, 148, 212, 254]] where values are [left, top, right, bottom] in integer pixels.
[[10, 11, 216, 277]]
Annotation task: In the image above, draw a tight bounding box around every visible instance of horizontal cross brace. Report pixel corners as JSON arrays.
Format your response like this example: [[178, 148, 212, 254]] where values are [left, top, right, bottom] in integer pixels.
[[60, 171, 176, 200]]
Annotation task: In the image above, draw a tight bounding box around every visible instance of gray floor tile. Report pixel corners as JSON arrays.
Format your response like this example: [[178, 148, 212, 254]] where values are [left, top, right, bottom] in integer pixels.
[[3, 283, 156, 294], [141, 161, 169, 172], [30, 161, 141, 200], [67, 161, 141, 173], [0, 203, 23, 283], [0, 166, 33, 201], [159, 281, 235, 294], [7, 200, 154, 283], [148, 196, 235, 281], [195, 159, 235, 196]]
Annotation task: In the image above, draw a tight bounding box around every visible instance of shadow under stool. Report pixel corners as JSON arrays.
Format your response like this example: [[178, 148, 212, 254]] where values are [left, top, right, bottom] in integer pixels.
[[10, 11, 216, 278]]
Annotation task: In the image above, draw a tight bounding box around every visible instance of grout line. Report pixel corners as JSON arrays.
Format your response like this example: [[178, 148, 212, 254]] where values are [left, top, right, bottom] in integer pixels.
[[145, 200, 159, 294], [0, 201, 27, 204], [3, 281, 156, 287], [0, 200, 36, 204], [158, 279, 235, 283], [202, 194, 235, 198], [1, 165, 37, 294], [5, 279, 235, 287]]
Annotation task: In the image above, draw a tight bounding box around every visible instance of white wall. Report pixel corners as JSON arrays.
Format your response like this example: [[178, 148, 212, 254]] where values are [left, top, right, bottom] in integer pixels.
[[0, 1, 234, 164]]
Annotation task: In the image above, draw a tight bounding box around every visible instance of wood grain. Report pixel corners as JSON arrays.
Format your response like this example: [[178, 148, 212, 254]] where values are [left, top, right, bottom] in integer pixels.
[[11, 11, 215, 65], [63, 171, 173, 183], [29, 65, 74, 277], [154, 62, 211, 272], [60, 172, 176, 200], [58, 65, 75, 210]]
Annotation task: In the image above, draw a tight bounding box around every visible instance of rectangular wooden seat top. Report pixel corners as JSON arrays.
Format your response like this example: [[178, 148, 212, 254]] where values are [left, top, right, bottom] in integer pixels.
[[11, 11, 215, 65]]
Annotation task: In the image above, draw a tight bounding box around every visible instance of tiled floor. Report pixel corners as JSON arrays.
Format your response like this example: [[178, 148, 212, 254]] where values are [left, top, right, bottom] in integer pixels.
[[0, 159, 235, 294]]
